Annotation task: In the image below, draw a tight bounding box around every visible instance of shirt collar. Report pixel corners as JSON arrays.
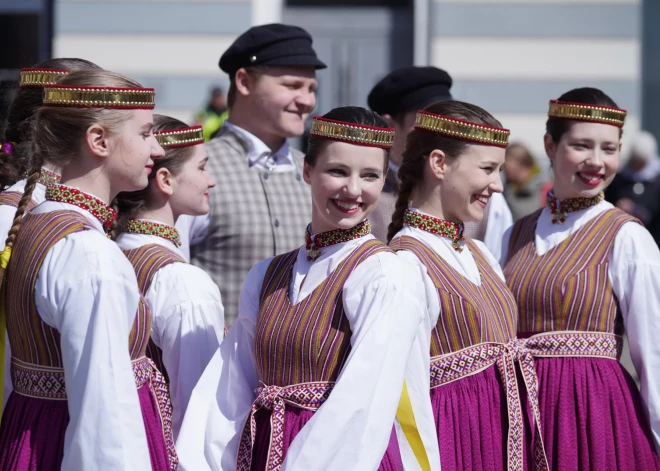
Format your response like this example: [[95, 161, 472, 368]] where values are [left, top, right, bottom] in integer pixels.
[[224, 121, 292, 167]]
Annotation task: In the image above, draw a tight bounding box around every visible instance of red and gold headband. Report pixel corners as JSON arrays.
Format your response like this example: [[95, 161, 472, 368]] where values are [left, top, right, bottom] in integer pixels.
[[414, 111, 510, 148], [548, 100, 626, 128], [154, 126, 204, 148], [310, 116, 395, 149], [42, 85, 156, 109], [20, 68, 71, 88]]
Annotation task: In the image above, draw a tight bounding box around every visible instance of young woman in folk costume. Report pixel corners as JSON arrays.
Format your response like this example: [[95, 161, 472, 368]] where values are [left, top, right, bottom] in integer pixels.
[[0, 59, 99, 411], [176, 106, 437, 471], [501, 88, 660, 470], [388, 100, 549, 471], [0, 70, 180, 471], [114, 115, 225, 438]]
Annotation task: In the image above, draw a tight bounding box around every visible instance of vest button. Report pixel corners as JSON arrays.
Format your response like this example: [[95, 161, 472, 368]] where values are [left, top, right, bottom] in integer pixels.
[[274, 219, 280, 227], [263, 172, 269, 179], [296, 174, 302, 181]]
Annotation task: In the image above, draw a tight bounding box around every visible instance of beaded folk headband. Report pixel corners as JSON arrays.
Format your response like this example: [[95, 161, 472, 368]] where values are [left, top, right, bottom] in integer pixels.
[[548, 100, 627, 128], [154, 126, 204, 148], [414, 111, 510, 148], [19, 68, 71, 88], [310, 116, 395, 149], [42, 85, 156, 109]]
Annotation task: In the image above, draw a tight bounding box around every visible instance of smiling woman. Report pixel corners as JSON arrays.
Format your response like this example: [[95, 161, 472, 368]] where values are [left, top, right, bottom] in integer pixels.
[[502, 88, 660, 471], [386, 101, 550, 471], [176, 106, 440, 471]]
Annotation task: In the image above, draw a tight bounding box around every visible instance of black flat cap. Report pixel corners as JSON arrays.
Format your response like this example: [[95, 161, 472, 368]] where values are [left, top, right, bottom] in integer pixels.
[[368, 66, 453, 116], [219, 23, 327, 76]]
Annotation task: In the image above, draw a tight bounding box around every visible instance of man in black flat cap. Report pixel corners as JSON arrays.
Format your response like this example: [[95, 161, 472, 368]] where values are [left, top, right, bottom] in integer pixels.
[[367, 66, 512, 259], [183, 23, 325, 326]]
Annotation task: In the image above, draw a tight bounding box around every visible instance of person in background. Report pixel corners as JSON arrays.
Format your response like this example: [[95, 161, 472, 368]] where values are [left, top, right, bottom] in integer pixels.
[[606, 130, 660, 245], [503, 142, 548, 221], [185, 24, 325, 327], [194, 86, 229, 142], [367, 66, 513, 259]]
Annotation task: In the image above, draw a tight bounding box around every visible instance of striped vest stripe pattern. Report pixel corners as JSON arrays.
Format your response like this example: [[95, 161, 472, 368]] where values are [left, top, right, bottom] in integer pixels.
[[124, 244, 185, 379], [255, 240, 391, 386], [0, 191, 37, 211], [7, 210, 151, 367], [503, 208, 638, 334], [390, 236, 517, 356]]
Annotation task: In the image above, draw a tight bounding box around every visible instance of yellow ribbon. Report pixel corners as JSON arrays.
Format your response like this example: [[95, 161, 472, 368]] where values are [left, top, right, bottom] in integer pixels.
[[0, 282, 6, 422], [0, 246, 11, 269], [0, 246, 11, 422], [396, 381, 431, 471]]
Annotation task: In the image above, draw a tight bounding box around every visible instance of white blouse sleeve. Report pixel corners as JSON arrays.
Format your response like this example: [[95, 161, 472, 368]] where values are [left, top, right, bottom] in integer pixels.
[[483, 192, 513, 261], [282, 251, 428, 471], [499, 225, 513, 268], [609, 221, 660, 454], [176, 258, 270, 471], [393, 250, 442, 471], [146, 263, 225, 438], [34, 231, 151, 471]]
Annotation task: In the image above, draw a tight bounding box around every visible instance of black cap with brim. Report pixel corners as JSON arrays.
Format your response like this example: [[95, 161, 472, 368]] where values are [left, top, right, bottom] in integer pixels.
[[220, 23, 327, 77], [368, 66, 453, 116]]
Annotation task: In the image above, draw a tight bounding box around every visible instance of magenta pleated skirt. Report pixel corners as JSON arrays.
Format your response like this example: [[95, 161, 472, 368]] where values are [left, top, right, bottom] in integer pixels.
[[533, 356, 660, 471], [431, 363, 536, 471], [250, 404, 404, 471], [0, 382, 171, 470]]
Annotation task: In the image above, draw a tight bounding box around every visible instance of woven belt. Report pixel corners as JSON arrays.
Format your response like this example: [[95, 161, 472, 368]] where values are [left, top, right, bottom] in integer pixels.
[[430, 339, 549, 471], [132, 356, 178, 471], [523, 330, 622, 360], [236, 381, 334, 471], [11, 358, 67, 400], [11, 356, 177, 471]]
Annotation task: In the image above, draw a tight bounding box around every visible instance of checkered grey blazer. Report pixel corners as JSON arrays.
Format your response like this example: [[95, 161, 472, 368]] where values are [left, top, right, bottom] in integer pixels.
[[190, 127, 312, 326]]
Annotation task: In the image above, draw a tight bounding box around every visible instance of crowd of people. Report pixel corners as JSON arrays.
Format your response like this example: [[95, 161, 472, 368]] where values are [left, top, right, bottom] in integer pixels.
[[0, 21, 658, 471]]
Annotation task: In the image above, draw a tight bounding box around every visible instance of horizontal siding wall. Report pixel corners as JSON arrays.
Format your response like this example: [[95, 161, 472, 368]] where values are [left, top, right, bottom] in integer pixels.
[[430, 0, 641, 161], [54, 0, 253, 123]]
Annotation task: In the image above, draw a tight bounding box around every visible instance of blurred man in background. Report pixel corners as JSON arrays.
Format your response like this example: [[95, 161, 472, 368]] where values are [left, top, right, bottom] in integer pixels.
[[606, 130, 660, 245], [195, 86, 229, 141], [503, 142, 549, 221]]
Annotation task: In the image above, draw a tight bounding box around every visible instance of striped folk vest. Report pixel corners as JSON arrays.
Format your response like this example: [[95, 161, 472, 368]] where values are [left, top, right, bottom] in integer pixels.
[[124, 243, 185, 381], [255, 239, 391, 386], [390, 236, 517, 356], [503, 208, 638, 335], [6, 211, 152, 394], [0, 191, 37, 211]]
